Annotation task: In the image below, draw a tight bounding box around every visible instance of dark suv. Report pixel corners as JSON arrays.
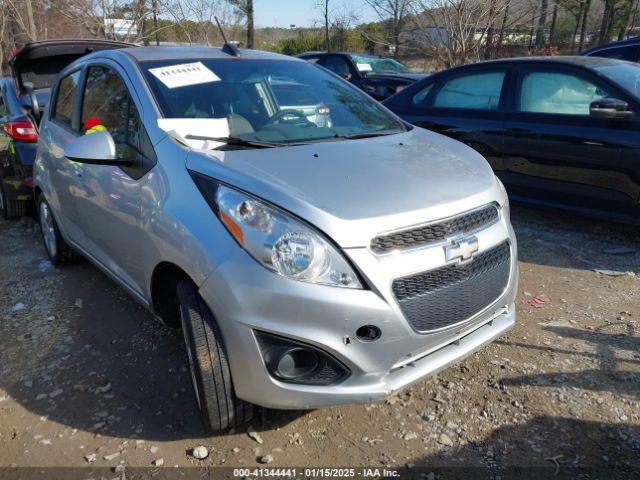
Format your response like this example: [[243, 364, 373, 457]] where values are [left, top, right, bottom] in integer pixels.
[[582, 37, 640, 62], [297, 52, 427, 100], [0, 39, 133, 219]]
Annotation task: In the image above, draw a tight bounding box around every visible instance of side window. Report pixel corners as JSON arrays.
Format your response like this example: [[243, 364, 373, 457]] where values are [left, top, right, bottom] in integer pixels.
[[322, 56, 352, 78], [519, 71, 611, 116], [303, 56, 322, 64], [53, 70, 82, 127], [82, 66, 156, 176], [412, 83, 434, 105], [433, 71, 505, 110]]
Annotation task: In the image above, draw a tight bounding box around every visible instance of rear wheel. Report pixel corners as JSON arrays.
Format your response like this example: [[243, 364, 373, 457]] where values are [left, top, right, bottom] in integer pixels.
[[38, 196, 74, 265], [177, 279, 254, 432]]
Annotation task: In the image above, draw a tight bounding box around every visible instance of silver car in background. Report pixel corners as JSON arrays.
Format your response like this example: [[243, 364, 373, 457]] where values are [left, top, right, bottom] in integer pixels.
[[34, 46, 517, 432]]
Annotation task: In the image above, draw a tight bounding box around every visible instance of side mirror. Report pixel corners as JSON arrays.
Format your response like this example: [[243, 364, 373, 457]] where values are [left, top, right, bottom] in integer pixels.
[[64, 130, 130, 166], [590, 98, 633, 121]]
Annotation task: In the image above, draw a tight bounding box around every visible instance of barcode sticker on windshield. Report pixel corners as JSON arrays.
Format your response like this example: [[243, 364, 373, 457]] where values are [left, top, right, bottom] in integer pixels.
[[148, 62, 220, 89]]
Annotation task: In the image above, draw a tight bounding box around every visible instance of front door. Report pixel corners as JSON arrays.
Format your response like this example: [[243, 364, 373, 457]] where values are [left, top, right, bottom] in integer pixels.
[[500, 65, 640, 217], [42, 69, 85, 240], [71, 63, 157, 295], [405, 67, 508, 166]]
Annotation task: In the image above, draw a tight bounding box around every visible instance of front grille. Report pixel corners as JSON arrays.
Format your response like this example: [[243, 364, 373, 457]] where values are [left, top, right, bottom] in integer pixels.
[[392, 241, 511, 333], [371, 205, 499, 254]]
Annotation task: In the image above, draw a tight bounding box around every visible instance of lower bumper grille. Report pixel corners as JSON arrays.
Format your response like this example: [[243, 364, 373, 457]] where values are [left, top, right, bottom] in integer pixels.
[[392, 241, 511, 333]]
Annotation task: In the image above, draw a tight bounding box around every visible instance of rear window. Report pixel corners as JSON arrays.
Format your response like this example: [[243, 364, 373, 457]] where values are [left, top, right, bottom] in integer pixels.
[[589, 46, 637, 62], [271, 82, 320, 106], [52, 70, 81, 128]]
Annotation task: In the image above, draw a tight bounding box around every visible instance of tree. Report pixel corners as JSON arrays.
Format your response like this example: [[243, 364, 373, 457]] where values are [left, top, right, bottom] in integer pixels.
[[229, 0, 255, 48], [318, 0, 331, 51], [548, 1, 559, 44], [363, 0, 415, 57], [578, 0, 591, 50], [412, 0, 512, 67], [535, 0, 549, 47]]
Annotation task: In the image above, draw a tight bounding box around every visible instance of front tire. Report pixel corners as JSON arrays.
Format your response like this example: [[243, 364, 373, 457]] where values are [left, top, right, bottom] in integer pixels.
[[177, 279, 254, 432], [38, 196, 74, 265]]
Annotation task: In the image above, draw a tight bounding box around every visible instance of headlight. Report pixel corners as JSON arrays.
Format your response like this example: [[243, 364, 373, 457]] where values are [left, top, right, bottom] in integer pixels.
[[496, 177, 510, 217], [192, 173, 362, 289]]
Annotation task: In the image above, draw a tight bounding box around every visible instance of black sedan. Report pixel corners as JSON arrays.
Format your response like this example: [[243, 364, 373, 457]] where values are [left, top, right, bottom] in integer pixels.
[[383, 56, 640, 223], [297, 52, 427, 100]]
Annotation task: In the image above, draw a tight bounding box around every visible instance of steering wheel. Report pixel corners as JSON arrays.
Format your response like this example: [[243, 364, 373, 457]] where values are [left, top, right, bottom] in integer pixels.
[[265, 109, 312, 126]]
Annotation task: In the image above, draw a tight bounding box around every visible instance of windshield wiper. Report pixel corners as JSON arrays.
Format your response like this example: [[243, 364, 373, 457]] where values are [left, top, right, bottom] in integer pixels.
[[333, 129, 404, 140], [185, 134, 286, 149]]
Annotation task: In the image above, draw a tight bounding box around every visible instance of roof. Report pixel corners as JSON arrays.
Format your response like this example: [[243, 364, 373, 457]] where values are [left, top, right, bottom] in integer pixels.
[[450, 55, 635, 69], [124, 45, 298, 63], [297, 51, 392, 58], [582, 37, 640, 55]]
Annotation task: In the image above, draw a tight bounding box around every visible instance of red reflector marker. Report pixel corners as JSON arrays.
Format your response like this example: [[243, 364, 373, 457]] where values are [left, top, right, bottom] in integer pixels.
[[3, 121, 38, 143]]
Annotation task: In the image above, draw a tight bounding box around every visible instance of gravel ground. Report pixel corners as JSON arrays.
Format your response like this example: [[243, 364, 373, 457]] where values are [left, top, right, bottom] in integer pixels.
[[0, 206, 638, 479]]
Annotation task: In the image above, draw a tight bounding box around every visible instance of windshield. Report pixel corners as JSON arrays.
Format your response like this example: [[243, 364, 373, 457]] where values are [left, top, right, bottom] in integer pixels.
[[141, 58, 405, 145], [593, 61, 640, 97], [349, 55, 411, 74]]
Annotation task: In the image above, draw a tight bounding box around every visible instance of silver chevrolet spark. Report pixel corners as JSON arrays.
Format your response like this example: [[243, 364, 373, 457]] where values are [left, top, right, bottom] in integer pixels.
[[34, 46, 518, 432]]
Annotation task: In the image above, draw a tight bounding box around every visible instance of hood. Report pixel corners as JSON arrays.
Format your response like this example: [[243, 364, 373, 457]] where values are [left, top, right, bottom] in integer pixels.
[[10, 39, 135, 94], [186, 128, 502, 248]]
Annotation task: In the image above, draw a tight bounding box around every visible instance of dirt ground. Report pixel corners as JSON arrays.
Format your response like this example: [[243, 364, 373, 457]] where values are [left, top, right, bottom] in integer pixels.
[[0, 206, 639, 479]]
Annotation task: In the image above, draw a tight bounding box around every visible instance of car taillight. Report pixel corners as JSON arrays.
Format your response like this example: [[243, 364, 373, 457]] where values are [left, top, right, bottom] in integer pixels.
[[316, 104, 330, 116], [3, 121, 38, 143]]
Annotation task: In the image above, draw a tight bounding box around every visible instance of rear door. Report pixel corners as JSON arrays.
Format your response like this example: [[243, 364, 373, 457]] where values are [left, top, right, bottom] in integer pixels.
[[500, 63, 640, 216], [400, 66, 509, 166]]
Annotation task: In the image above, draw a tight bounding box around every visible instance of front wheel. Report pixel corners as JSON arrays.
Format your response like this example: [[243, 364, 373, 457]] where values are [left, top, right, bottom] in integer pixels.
[[177, 279, 254, 432], [38, 196, 74, 265]]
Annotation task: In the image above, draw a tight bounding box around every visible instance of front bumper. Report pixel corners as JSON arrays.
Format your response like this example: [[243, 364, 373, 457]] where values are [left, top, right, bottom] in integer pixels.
[[198, 209, 518, 409]]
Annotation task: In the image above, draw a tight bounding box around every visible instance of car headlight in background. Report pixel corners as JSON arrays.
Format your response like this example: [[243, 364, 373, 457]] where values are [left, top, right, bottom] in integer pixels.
[[191, 173, 362, 289]]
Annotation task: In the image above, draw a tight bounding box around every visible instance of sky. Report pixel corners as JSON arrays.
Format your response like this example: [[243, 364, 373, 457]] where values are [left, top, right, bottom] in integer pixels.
[[254, 0, 378, 28]]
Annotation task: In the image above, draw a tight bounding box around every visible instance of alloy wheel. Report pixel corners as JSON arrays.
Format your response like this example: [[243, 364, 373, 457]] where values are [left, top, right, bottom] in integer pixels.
[[39, 201, 57, 259]]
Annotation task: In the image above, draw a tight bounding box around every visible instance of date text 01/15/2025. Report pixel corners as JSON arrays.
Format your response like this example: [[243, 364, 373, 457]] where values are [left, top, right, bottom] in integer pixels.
[[232, 468, 401, 477]]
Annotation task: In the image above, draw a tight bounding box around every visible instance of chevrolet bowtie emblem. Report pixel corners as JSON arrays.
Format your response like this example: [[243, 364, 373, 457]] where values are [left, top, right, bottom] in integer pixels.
[[444, 236, 479, 263]]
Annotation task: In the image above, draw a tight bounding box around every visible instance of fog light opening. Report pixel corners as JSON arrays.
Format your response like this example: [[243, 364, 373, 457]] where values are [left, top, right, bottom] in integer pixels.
[[356, 325, 381, 342], [269, 347, 320, 380]]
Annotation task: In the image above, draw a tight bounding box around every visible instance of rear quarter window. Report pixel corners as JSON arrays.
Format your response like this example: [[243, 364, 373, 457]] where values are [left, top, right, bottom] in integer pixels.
[[52, 70, 81, 128]]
